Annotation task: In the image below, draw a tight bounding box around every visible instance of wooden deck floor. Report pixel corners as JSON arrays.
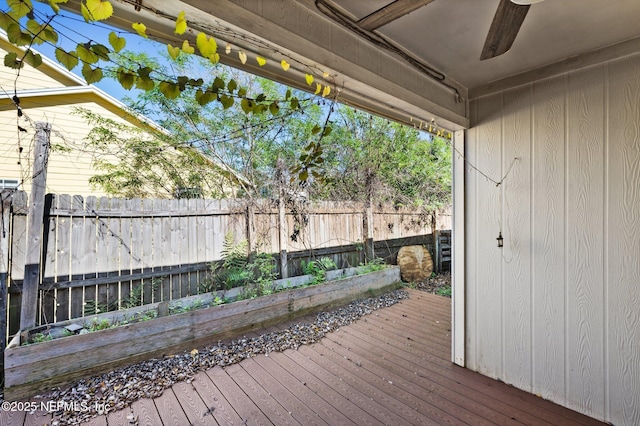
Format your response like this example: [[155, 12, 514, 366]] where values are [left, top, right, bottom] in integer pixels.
[[3, 289, 605, 425]]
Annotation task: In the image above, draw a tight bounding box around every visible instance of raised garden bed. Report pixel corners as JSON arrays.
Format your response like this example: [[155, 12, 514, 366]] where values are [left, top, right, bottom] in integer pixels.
[[4, 266, 400, 401]]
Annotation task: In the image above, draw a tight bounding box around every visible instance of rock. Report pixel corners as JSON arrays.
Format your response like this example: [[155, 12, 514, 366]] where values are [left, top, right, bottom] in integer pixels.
[[397, 245, 433, 282]]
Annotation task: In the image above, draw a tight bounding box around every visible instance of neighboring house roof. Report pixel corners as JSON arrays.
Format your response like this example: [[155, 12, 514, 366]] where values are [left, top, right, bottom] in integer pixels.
[[0, 30, 248, 195]]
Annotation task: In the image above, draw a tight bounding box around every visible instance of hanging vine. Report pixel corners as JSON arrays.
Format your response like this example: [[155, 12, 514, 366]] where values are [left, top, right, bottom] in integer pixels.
[[0, 0, 335, 182]]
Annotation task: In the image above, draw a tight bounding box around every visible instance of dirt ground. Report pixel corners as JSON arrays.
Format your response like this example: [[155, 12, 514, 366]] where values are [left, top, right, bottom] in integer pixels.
[[412, 272, 451, 297]]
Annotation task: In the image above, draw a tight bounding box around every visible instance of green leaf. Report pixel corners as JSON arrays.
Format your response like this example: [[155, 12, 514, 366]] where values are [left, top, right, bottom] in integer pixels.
[[227, 79, 237, 93], [108, 32, 126, 52], [4, 52, 22, 69], [23, 51, 42, 68], [311, 125, 321, 135], [195, 89, 216, 106], [91, 44, 111, 61], [132, 22, 148, 38], [299, 169, 309, 181], [7, 0, 33, 19], [219, 95, 234, 109], [6, 23, 32, 46], [290, 98, 299, 110], [269, 101, 279, 116], [81, 63, 103, 84], [190, 78, 204, 87], [181, 39, 194, 54], [0, 13, 13, 31], [76, 43, 98, 64], [159, 81, 181, 99], [237, 87, 247, 98], [285, 89, 291, 100], [47, 0, 67, 14], [305, 73, 314, 86], [135, 67, 155, 90], [322, 126, 332, 137], [26, 20, 57, 45], [208, 53, 220, 64], [167, 44, 180, 60], [212, 77, 225, 93], [240, 98, 254, 114], [85, 0, 113, 21], [196, 32, 217, 58], [55, 48, 79, 70], [176, 75, 189, 91], [174, 11, 187, 35], [117, 68, 136, 90]]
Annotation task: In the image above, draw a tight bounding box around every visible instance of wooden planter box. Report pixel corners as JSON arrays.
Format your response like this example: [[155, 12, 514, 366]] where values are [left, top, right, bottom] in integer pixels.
[[4, 267, 400, 401]]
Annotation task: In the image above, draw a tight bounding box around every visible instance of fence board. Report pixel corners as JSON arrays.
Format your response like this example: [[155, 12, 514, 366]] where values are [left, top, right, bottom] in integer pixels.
[[129, 198, 144, 308], [172, 199, 184, 300], [141, 199, 154, 304], [95, 197, 110, 314], [40, 194, 58, 325], [119, 199, 134, 308], [70, 195, 85, 319], [185, 198, 196, 296], [83, 197, 98, 317], [160, 199, 172, 302], [106, 198, 121, 312], [4, 193, 451, 331], [152, 199, 165, 302], [54, 194, 72, 322]]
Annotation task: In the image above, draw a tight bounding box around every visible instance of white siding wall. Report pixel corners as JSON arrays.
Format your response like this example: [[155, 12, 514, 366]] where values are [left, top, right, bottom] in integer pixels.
[[0, 97, 131, 197], [466, 54, 640, 425], [0, 41, 80, 90]]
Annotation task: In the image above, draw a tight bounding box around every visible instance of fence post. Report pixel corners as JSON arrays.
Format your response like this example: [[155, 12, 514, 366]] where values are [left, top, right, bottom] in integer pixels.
[[246, 203, 256, 262], [363, 201, 374, 262], [434, 229, 441, 274], [20, 122, 51, 334], [276, 159, 288, 279], [1, 190, 13, 382]]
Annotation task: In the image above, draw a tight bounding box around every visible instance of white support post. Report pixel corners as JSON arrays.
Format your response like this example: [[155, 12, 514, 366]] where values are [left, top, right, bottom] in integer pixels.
[[452, 129, 466, 367]]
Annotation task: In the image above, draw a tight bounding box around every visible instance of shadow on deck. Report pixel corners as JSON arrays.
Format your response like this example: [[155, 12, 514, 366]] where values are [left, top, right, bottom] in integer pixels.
[[2, 289, 604, 425]]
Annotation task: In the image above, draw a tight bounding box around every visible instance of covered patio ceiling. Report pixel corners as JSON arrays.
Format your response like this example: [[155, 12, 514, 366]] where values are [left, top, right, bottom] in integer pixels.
[[64, 0, 640, 130]]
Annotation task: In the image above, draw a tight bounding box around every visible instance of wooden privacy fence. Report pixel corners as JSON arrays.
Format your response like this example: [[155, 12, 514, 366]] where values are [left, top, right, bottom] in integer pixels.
[[1, 190, 451, 337]]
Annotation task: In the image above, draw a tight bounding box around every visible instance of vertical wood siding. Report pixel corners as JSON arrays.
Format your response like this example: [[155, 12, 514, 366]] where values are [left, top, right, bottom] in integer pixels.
[[467, 54, 640, 425]]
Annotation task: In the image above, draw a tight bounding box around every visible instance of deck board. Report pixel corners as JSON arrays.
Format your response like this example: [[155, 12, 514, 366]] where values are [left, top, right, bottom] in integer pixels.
[[190, 371, 244, 425], [129, 398, 162, 426], [3, 289, 607, 426]]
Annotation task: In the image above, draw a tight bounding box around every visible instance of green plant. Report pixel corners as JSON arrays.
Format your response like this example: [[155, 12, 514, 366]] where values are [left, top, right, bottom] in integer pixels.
[[121, 279, 161, 309], [358, 257, 386, 273], [201, 233, 253, 293], [201, 233, 277, 300], [436, 285, 452, 298], [240, 253, 277, 300], [87, 318, 112, 332], [83, 300, 108, 316], [302, 257, 337, 285], [29, 332, 52, 344]]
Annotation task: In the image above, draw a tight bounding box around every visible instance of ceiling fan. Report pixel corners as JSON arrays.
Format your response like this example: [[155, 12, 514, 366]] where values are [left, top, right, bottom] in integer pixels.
[[480, 0, 545, 60]]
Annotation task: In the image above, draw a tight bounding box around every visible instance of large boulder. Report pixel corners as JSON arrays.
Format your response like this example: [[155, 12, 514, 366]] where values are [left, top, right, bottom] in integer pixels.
[[397, 245, 433, 282]]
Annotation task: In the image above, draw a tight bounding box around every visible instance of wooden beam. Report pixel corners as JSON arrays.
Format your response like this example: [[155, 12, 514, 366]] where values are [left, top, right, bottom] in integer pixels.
[[20, 122, 51, 332], [1, 190, 12, 382], [357, 0, 435, 31]]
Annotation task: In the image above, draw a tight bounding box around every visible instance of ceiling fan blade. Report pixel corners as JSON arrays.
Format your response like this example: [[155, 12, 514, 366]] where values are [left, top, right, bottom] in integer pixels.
[[480, 0, 530, 60]]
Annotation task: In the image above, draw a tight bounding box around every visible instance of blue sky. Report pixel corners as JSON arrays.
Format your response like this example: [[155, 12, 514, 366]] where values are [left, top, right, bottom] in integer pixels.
[[0, 0, 162, 100]]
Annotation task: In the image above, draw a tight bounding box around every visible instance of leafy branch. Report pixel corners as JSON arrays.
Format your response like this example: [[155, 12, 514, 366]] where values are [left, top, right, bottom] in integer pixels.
[[1, 0, 336, 180]]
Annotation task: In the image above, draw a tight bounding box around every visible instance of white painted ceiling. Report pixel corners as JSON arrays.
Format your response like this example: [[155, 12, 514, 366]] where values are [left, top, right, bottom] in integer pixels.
[[329, 0, 640, 90]]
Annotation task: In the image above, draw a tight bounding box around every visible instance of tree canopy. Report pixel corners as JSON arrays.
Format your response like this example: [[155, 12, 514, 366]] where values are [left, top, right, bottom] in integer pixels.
[[1, 0, 452, 213]]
